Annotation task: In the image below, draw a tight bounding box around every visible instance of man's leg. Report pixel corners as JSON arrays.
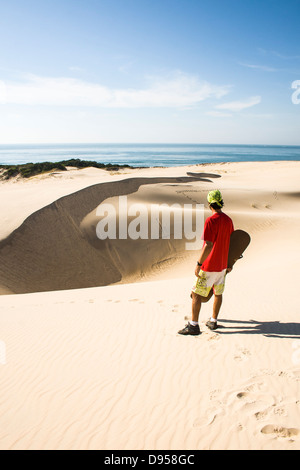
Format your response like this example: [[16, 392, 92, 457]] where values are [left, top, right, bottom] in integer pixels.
[[212, 294, 222, 320], [192, 292, 202, 322], [206, 294, 222, 330], [178, 291, 203, 336]]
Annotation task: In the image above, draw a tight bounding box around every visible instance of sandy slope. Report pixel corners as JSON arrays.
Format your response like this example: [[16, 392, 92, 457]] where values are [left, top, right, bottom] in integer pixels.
[[0, 161, 299, 450]]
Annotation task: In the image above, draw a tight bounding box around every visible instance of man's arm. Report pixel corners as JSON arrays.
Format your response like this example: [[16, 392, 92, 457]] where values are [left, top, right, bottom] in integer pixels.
[[195, 240, 213, 277]]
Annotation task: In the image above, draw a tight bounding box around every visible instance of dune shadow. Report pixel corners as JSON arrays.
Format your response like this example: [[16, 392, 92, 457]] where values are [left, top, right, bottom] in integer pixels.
[[186, 172, 222, 179], [217, 319, 300, 339], [283, 191, 300, 199]]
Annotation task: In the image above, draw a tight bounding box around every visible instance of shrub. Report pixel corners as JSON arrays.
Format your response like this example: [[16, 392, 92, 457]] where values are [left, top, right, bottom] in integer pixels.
[[0, 159, 133, 180]]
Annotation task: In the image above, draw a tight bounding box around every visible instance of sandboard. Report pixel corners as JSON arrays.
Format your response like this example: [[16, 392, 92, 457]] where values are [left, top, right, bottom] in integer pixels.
[[227, 229, 251, 270], [191, 229, 251, 303]]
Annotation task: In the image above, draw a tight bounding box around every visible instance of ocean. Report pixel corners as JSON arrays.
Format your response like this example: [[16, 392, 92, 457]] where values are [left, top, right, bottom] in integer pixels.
[[0, 143, 299, 167]]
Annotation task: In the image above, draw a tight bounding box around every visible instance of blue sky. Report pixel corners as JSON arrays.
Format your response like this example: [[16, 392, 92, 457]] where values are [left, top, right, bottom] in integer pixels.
[[0, 0, 300, 144]]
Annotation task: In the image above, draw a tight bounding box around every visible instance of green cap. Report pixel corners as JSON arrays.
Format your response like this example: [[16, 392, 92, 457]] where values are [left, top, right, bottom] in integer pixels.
[[207, 189, 223, 207]]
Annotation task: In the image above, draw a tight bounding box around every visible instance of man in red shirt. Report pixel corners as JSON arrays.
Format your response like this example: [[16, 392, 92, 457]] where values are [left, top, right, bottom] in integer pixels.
[[178, 189, 234, 336]]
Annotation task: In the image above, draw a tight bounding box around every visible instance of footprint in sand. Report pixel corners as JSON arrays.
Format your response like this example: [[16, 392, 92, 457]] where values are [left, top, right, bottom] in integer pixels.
[[236, 391, 250, 400], [273, 406, 287, 417], [207, 332, 220, 342], [234, 347, 251, 362], [129, 299, 139, 302], [236, 390, 274, 405], [231, 386, 277, 418], [254, 404, 287, 422], [254, 409, 270, 421], [203, 377, 300, 446], [193, 407, 224, 428], [260, 424, 300, 440]]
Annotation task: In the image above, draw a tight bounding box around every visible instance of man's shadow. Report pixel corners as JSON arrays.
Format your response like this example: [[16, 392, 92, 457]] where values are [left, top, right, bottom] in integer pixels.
[[216, 319, 300, 339]]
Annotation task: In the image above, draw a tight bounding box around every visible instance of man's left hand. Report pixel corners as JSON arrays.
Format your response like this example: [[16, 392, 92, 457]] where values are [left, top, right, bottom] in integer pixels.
[[195, 265, 201, 277]]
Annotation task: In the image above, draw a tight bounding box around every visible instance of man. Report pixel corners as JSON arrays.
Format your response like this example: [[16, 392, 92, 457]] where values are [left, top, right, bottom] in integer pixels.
[[178, 189, 234, 336]]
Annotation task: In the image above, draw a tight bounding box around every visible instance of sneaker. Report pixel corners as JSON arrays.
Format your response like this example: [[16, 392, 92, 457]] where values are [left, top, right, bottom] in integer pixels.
[[178, 322, 201, 336], [206, 320, 218, 330]]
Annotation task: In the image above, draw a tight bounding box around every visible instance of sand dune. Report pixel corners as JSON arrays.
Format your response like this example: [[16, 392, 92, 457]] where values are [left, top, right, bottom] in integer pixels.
[[0, 161, 300, 450], [0, 174, 212, 294]]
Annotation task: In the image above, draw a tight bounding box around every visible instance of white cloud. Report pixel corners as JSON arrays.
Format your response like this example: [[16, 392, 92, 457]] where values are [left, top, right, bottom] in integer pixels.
[[206, 110, 232, 118], [0, 72, 229, 108], [271, 51, 300, 60], [215, 96, 261, 112], [258, 49, 300, 60], [239, 62, 277, 72]]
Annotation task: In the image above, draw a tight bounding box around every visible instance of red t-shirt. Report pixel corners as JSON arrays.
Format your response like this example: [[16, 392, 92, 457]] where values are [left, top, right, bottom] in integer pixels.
[[201, 212, 234, 272]]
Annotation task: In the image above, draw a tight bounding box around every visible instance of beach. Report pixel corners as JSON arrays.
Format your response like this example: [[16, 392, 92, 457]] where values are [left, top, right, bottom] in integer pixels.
[[0, 160, 300, 450]]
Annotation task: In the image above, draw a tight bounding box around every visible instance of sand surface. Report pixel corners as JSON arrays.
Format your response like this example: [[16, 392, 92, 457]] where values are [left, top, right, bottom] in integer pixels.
[[0, 161, 300, 450]]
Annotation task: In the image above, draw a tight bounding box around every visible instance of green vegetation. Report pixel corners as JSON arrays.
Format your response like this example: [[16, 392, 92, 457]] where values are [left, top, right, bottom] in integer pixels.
[[0, 159, 133, 180]]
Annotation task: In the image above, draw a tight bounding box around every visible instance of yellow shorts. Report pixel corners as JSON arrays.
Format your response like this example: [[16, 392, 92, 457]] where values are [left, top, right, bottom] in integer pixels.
[[192, 269, 227, 297]]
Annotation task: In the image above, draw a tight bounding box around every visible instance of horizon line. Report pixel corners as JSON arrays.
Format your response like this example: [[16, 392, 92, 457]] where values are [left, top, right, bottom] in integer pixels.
[[0, 142, 300, 147]]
